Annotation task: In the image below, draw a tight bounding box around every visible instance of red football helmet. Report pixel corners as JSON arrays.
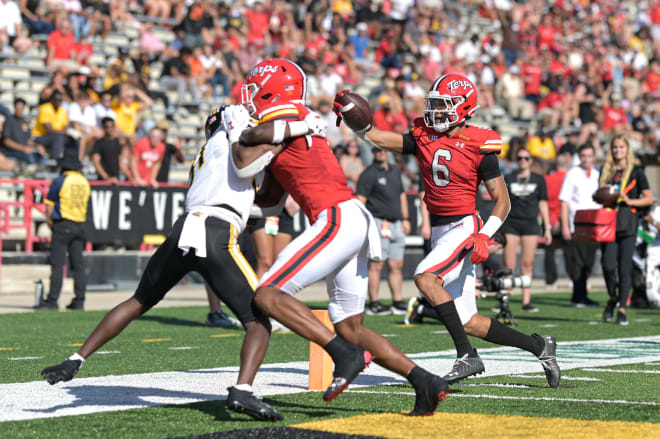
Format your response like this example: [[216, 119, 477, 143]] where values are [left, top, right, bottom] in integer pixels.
[[424, 74, 479, 133], [241, 58, 307, 117]]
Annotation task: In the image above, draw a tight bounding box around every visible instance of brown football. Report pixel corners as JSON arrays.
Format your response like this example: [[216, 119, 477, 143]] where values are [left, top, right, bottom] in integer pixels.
[[593, 185, 620, 207], [334, 91, 373, 132]]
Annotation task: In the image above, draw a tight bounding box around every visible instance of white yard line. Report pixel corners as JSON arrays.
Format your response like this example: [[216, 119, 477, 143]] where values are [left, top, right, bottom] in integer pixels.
[[508, 375, 602, 381], [581, 368, 660, 374], [2, 335, 660, 422]]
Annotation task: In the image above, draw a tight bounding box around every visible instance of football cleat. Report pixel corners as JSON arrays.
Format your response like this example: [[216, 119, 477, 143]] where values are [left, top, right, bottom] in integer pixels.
[[442, 350, 485, 384], [404, 297, 423, 325], [41, 359, 82, 385], [407, 375, 450, 416], [534, 334, 561, 388], [226, 386, 283, 421], [323, 349, 373, 402]]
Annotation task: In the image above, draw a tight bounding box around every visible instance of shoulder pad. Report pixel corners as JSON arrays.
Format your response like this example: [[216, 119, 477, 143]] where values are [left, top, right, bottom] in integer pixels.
[[477, 128, 503, 154]]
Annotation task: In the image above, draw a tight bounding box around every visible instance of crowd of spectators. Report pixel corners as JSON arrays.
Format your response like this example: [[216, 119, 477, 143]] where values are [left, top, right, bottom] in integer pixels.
[[0, 0, 657, 195]]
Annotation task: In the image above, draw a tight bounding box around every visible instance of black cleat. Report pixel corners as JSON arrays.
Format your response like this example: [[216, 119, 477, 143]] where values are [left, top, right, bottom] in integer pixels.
[[41, 359, 82, 384], [442, 350, 485, 384], [534, 334, 561, 388], [407, 375, 449, 416], [226, 386, 283, 421], [603, 300, 616, 322], [323, 349, 373, 402]]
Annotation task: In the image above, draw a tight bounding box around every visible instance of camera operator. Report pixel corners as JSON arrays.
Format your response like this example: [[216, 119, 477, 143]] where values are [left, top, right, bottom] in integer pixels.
[[404, 229, 560, 387]]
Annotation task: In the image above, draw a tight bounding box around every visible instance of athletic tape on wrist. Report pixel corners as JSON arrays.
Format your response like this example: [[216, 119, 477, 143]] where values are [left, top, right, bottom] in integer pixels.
[[480, 215, 503, 238], [288, 120, 309, 137], [272, 120, 286, 144], [68, 352, 85, 364]]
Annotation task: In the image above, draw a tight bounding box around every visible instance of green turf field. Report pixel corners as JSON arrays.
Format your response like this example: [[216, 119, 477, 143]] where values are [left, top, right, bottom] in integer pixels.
[[2, 290, 660, 438]]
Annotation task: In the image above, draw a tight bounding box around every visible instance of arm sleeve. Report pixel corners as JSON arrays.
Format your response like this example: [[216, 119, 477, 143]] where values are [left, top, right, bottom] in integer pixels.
[[402, 132, 417, 155], [478, 153, 501, 181]]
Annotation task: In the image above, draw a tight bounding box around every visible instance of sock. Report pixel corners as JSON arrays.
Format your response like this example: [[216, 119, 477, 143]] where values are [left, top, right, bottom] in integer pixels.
[[324, 335, 353, 360], [420, 304, 441, 320], [433, 301, 473, 357], [485, 318, 544, 356], [68, 352, 85, 364], [406, 365, 429, 387], [233, 383, 253, 392]]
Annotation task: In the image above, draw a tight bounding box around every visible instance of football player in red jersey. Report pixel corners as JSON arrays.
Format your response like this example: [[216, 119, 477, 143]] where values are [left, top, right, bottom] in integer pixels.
[[334, 74, 561, 388], [234, 58, 450, 414]]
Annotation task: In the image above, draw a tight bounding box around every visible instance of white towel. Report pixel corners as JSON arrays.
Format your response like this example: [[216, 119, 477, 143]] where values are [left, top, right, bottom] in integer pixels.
[[178, 211, 208, 258], [353, 199, 382, 261]]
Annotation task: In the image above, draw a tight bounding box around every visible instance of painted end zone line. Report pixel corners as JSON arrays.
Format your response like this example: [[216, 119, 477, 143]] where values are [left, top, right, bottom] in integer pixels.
[[351, 390, 660, 406]]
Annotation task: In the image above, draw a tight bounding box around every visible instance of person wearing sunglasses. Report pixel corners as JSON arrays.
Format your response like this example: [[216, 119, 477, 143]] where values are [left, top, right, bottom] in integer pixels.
[[598, 136, 653, 325], [502, 148, 551, 312]]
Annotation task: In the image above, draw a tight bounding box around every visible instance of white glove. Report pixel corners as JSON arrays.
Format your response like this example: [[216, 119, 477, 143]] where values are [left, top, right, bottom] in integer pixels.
[[223, 105, 252, 144], [304, 111, 327, 138]]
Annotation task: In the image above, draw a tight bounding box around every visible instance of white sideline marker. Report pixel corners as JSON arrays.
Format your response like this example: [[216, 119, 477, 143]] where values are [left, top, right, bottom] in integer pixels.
[[97, 351, 120, 355], [168, 347, 200, 350], [8, 357, 43, 361]]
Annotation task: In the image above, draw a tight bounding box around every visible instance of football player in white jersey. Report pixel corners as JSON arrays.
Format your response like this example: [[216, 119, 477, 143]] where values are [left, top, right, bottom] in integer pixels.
[[39, 105, 324, 421]]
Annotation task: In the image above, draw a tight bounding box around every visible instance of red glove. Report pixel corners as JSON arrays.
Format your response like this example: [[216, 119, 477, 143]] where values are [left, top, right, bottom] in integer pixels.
[[465, 233, 490, 265], [332, 89, 351, 127]]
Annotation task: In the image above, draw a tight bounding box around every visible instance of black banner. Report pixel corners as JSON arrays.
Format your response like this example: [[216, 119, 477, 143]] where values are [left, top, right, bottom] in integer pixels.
[[84, 184, 425, 245], [85, 184, 187, 243]]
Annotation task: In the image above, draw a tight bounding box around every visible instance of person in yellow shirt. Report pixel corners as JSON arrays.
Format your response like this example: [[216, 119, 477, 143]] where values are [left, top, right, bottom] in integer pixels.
[[112, 85, 153, 147], [526, 127, 557, 163], [35, 148, 91, 311], [32, 91, 76, 159]]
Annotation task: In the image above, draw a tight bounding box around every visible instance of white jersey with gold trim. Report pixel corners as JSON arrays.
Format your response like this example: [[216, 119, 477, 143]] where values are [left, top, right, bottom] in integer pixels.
[[184, 128, 261, 234]]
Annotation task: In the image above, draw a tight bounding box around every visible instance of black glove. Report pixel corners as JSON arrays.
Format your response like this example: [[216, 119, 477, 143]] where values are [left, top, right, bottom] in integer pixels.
[[41, 359, 83, 385]]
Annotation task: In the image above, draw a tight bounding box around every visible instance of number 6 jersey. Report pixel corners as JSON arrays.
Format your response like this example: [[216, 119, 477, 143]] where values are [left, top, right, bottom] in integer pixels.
[[403, 118, 502, 222]]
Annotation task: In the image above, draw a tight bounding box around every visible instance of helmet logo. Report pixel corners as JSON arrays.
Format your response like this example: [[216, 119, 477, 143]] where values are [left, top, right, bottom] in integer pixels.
[[247, 64, 279, 80], [446, 79, 473, 91]]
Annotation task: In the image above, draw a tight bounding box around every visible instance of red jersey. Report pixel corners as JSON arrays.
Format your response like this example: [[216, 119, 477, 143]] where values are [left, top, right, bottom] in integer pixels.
[[409, 118, 502, 217], [133, 137, 165, 183], [545, 169, 566, 227], [261, 104, 354, 222]]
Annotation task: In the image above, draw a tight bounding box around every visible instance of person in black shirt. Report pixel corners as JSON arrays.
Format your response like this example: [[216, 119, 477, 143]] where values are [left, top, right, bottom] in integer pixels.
[[502, 148, 552, 312], [91, 117, 131, 184], [1, 98, 48, 165], [154, 119, 184, 183], [159, 48, 200, 106], [356, 147, 410, 315], [599, 135, 653, 325]]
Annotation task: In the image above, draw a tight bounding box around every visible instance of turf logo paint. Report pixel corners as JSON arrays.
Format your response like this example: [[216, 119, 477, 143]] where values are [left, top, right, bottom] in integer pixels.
[[2, 335, 660, 422]]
